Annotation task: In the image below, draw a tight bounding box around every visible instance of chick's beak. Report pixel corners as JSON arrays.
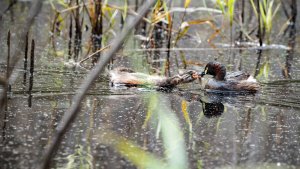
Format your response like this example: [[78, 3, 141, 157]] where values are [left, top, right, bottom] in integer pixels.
[[192, 72, 200, 79]]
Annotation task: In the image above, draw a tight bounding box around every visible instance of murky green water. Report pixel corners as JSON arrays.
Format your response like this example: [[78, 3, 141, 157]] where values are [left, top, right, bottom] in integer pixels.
[[0, 1, 300, 169]]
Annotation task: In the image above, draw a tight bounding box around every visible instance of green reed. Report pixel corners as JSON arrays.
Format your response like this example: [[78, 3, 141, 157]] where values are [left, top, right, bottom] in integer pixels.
[[216, 0, 236, 27], [250, 0, 280, 44]]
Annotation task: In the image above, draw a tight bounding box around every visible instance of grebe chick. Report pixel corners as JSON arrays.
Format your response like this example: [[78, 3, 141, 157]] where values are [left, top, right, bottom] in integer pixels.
[[110, 68, 200, 88]]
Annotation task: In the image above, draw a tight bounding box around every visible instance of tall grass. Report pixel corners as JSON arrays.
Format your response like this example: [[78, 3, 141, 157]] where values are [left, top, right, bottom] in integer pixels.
[[216, 0, 236, 27], [250, 0, 280, 44], [216, 0, 236, 45]]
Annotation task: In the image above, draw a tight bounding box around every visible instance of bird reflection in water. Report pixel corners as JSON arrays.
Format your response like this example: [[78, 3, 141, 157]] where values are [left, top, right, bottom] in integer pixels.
[[177, 91, 225, 118], [202, 102, 224, 118]]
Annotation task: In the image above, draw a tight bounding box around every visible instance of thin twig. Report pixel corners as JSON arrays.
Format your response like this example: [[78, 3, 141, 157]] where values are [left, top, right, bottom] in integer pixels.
[[38, 1, 156, 169], [78, 44, 111, 65]]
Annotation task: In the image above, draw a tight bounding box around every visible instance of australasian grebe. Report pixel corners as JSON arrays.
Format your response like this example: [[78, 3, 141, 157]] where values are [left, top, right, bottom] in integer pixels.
[[200, 62, 260, 91], [110, 68, 200, 88]]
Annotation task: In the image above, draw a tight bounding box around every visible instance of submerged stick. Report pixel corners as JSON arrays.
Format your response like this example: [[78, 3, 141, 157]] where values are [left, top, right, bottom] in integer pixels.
[[39, 1, 156, 169], [254, 49, 262, 77], [0, 30, 11, 139], [6, 30, 11, 93], [1, 30, 11, 141], [28, 39, 35, 107]]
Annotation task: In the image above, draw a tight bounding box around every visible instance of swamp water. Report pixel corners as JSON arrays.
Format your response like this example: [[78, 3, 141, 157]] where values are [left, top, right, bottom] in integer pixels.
[[0, 1, 300, 169]]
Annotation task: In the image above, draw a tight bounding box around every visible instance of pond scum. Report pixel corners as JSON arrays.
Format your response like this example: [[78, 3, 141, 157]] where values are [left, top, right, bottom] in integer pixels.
[[0, 0, 298, 169]]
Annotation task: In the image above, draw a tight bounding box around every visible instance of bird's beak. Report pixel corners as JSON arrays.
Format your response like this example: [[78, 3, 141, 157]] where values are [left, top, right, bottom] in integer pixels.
[[200, 71, 206, 77], [192, 72, 201, 79]]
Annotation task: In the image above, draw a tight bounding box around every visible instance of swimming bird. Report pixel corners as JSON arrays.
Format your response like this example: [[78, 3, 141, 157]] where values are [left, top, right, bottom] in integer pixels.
[[110, 67, 200, 88], [200, 61, 260, 91]]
